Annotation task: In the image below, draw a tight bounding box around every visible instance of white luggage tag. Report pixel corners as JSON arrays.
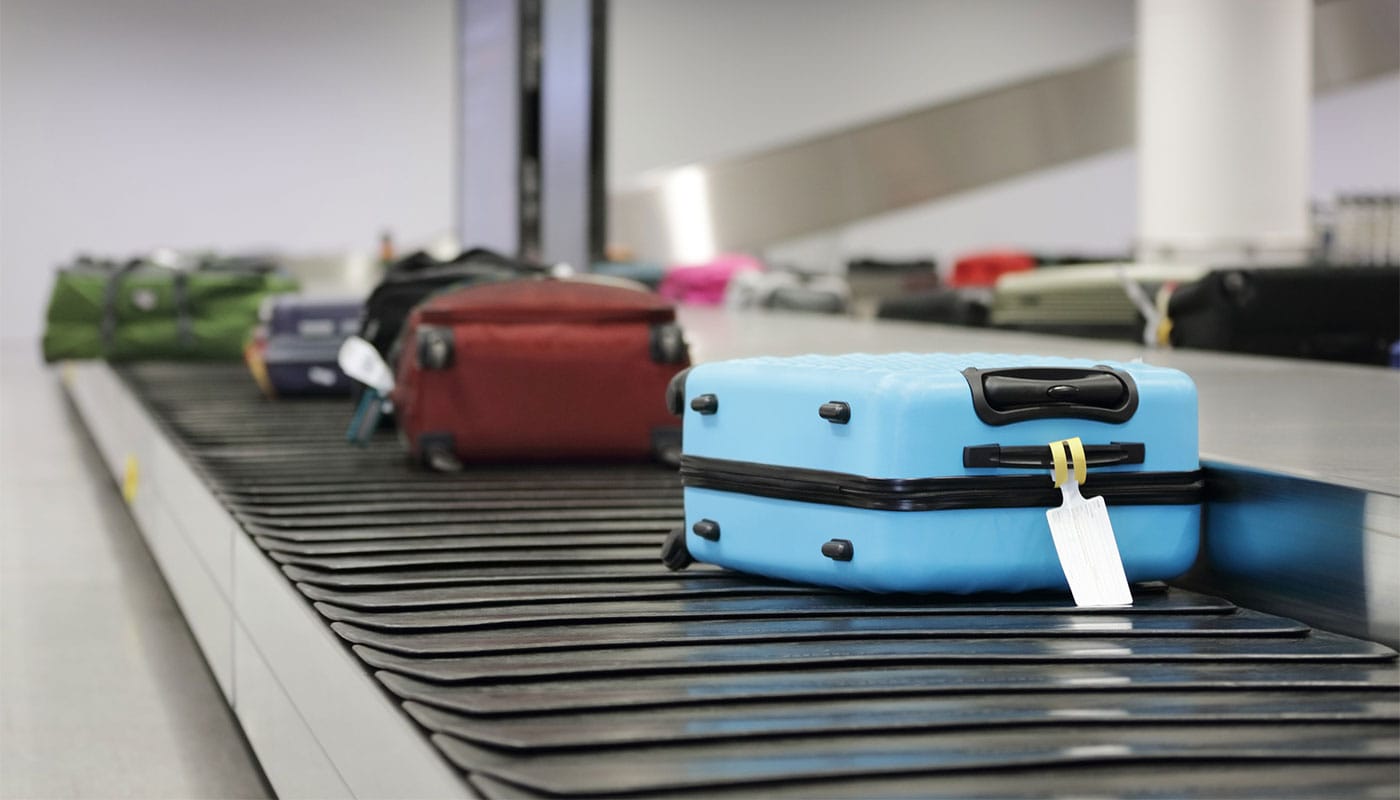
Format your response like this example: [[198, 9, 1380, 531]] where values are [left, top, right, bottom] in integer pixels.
[[1045, 437, 1134, 608], [339, 336, 395, 446]]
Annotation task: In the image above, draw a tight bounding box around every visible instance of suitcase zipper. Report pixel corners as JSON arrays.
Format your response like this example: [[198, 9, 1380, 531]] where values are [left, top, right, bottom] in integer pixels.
[[680, 456, 1203, 511]]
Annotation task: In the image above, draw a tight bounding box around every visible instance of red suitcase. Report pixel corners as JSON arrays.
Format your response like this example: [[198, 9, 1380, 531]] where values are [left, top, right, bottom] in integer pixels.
[[948, 250, 1037, 288], [392, 278, 689, 468]]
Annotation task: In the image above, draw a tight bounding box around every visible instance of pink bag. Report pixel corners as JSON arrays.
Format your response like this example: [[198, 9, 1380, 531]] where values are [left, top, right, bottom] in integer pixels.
[[658, 254, 763, 305]]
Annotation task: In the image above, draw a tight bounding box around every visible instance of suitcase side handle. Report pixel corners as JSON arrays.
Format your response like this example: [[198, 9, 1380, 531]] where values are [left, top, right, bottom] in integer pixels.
[[963, 441, 1145, 469], [962, 366, 1139, 425]]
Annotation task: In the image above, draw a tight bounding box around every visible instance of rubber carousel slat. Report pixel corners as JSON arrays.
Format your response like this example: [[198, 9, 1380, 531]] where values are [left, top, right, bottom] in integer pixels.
[[402, 689, 1400, 750], [374, 662, 1400, 716], [351, 632, 1395, 686], [110, 363, 1400, 799], [427, 722, 1400, 797], [467, 762, 1400, 800]]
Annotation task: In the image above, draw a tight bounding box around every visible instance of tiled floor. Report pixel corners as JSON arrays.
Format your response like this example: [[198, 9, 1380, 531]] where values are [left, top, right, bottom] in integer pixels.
[[0, 342, 268, 800]]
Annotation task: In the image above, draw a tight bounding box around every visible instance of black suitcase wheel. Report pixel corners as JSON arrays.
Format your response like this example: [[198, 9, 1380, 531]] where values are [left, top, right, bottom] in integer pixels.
[[424, 447, 463, 473], [417, 326, 454, 370], [419, 433, 463, 473], [664, 367, 692, 416], [660, 527, 693, 571], [650, 323, 689, 364]]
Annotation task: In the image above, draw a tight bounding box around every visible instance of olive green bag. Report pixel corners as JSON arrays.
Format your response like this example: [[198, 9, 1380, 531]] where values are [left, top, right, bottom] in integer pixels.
[[42, 258, 299, 362]]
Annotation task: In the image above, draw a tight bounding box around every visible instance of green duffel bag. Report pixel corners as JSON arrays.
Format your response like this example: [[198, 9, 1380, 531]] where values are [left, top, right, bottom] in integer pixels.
[[42, 257, 299, 362]]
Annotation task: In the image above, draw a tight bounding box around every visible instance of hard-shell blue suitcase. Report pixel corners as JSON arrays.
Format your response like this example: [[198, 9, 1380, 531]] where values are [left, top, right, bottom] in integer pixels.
[[661, 353, 1203, 593]]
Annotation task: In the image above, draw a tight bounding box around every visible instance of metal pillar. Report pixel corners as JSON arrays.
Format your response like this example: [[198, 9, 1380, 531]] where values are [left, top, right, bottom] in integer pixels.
[[457, 0, 525, 256], [457, 0, 604, 267], [540, 0, 607, 272]]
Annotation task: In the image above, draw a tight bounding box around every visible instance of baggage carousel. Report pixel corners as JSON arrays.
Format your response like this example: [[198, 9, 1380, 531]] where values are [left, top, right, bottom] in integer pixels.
[[61, 311, 1400, 798]]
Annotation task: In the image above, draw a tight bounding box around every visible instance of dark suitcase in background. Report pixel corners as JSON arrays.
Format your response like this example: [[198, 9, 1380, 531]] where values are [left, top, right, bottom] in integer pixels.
[[392, 278, 690, 469], [768, 281, 849, 314], [846, 257, 939, 287], [266, 294, 362, 339], [261, 338, 354, 395], [591, 260, 667, 290], [359, 247, 544, 360], [255, 296, 364, 396], [1034, 252, 1134, 266], [726, 270, 850, 314], [1167, 266, 1400, 366], [877, 287, 991, 327], [845, 257, 939, 316], [663, 353, 1202, 594]]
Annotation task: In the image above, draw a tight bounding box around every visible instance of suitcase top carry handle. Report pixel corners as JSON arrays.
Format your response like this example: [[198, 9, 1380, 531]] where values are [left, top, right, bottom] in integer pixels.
[[962, 366, 1139, 425], [963, 441, 1145, 470]]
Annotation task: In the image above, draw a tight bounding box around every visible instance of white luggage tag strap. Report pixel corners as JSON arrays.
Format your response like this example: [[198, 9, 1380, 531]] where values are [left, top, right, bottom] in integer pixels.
[[1045, 436, 1134, 608], [338, 336, 395, 446]]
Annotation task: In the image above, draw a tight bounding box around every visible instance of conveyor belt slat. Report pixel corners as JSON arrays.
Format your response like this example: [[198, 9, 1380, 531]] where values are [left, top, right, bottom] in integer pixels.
[[112, 364, 1400, 798]]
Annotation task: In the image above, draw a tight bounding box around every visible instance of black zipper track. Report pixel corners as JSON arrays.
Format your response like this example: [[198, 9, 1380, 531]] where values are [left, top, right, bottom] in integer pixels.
[[682, 455, 1204, 511], [108, 363, 1400, 800]]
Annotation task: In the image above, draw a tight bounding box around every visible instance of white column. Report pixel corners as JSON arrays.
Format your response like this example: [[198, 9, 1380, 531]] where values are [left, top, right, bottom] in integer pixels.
[[1137, 0, 1313, 264]]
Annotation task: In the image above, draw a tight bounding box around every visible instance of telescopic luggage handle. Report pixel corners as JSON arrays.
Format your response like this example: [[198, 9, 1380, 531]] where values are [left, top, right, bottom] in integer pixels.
[[962, 365, 1139, 425], [963, 441, 1145, 469]]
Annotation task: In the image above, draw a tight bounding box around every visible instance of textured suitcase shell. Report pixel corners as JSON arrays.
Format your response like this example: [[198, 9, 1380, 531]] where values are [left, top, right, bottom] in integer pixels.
[[677, 353, 1201, 593], [393, 279, 689, 464], [265, 296, 363, 338], [255, 296, 362, 396], [262, 336, 353, 396]]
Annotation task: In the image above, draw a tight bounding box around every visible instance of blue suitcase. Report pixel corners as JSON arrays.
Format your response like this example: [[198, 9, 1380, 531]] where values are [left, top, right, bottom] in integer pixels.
[[260, 296, 363, 396], [662, 353, 1202, 593]]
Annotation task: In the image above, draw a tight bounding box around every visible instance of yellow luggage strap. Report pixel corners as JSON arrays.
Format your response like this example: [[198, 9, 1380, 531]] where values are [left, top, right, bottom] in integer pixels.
[[1049, 437, 1088, 487]]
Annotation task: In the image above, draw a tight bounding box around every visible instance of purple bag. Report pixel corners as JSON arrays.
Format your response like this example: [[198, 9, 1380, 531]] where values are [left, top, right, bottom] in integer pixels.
[[261, 296, 363, 396], [267, 296, 363, 338]]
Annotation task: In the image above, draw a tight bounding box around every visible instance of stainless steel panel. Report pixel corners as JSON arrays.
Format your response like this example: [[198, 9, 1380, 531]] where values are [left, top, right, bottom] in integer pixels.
[[1178, 466, 1400, 649]]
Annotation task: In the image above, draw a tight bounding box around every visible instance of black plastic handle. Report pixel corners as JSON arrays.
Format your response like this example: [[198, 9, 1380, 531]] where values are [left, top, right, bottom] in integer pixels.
[[963, 441, 1146, 469], [962, 366, 1139, 425], [982, 373, 1126, 409]]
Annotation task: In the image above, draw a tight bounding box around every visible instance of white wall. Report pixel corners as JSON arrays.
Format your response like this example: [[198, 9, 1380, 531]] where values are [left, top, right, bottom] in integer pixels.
[[1311, 72, 1400, 199], [766, 149, 1138, 270], [778, 69, 1400, 269], [766, 70, 1400, 270], [608, 0, 1137, 187], [609, 0, 1400, 270], [0, 0, 455, 340]]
